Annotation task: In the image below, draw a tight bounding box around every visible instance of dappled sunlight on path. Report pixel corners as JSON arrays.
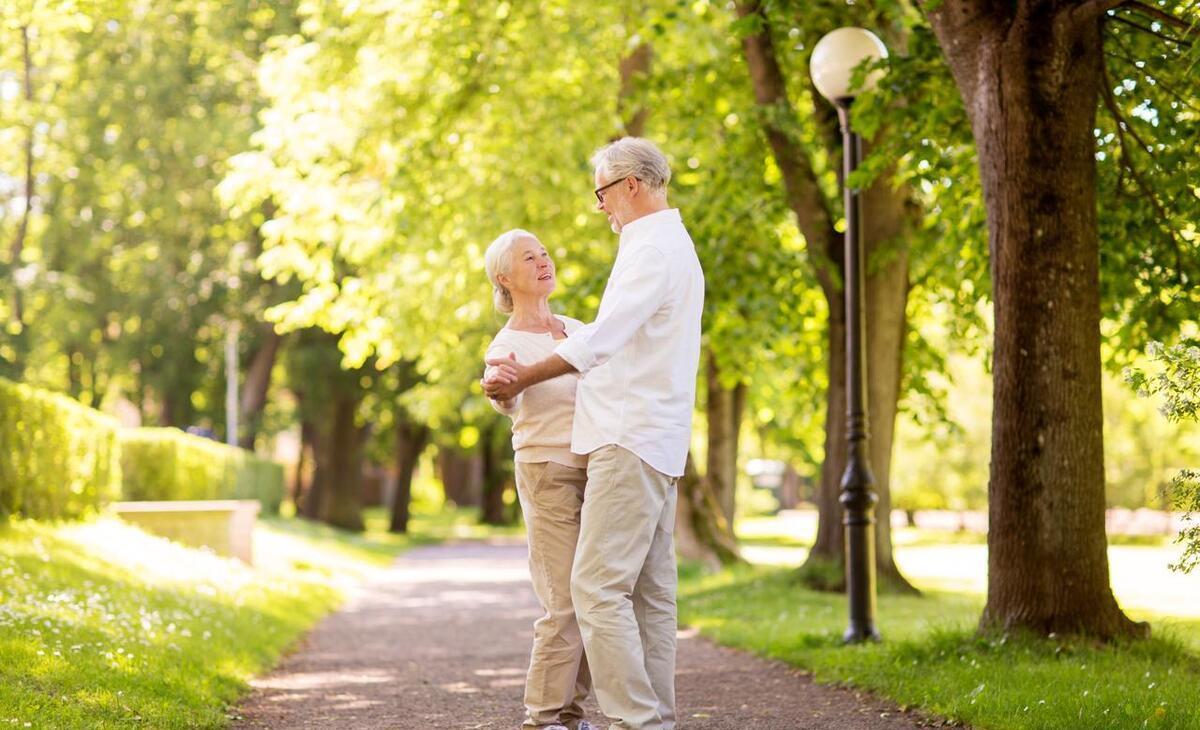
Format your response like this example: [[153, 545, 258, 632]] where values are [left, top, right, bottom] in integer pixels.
[[236, 540, 925, 728]]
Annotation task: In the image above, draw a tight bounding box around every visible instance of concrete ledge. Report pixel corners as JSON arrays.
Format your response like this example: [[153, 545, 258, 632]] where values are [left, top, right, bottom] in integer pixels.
[[113, 499, 260, 564]]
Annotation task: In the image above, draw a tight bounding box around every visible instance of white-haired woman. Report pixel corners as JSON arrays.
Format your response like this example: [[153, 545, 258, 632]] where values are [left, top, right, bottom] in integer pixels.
[[481, 229, 593, 730]]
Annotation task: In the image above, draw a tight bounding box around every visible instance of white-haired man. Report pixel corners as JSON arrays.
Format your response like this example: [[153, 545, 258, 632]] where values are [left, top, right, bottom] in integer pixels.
[[485, 137, 704, 730]]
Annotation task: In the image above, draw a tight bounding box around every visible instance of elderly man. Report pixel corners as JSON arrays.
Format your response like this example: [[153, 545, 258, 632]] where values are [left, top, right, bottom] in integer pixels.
[[485, 137, 704, 730]]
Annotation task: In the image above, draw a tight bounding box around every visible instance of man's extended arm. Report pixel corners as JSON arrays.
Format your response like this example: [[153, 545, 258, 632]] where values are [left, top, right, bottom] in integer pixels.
[[483, 353, 576, 402]]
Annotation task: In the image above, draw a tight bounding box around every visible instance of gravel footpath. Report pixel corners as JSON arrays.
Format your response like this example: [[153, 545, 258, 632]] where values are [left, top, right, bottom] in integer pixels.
[[234, 540, 933, 729]]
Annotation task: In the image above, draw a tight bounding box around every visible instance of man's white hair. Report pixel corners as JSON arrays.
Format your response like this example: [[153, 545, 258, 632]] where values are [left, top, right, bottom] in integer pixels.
[[484, 228, 533, 314], [590, 137, 671, 195]]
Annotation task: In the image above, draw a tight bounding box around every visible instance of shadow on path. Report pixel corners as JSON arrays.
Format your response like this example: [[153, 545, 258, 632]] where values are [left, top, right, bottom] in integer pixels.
[[235, 541, 927, 729]]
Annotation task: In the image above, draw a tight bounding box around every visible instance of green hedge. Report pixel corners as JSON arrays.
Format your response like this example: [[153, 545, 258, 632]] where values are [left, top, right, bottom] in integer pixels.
[[0, 378, 285, 519], [0, 378, 122, 519], [119, 429, 285, 514]]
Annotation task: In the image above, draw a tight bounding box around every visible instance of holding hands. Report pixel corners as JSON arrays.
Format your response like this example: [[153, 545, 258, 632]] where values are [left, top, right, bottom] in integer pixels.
[[482, 352, 525, 403]]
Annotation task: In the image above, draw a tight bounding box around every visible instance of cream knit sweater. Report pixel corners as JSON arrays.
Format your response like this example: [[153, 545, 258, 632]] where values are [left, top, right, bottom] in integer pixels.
[[485, 316, 586, 468]]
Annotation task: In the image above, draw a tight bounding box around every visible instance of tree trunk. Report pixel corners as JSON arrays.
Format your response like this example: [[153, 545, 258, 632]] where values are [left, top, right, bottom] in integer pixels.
[[737, 0, 916, 593], [315, 393, 365, 531], [777, 462, 802, 509], [301, 418, 323, 520], [294, 418, 314, 514], [801, 310, 851, 589], [675, 453, 743, 569], [238, 324, 283, 450], [9, 25, 34, 335], [390, 417, 428, 534], [804, 156, 917, 594], [924, 0, 1144, 639], [862, 152, 916, 593], [439, 448, 482, 507], [479, 422, 514, 526], [706, 353, 746, 525], [617, 40, 652, 138], [67, 346, 83, 400], [614, 40, 739, 567]]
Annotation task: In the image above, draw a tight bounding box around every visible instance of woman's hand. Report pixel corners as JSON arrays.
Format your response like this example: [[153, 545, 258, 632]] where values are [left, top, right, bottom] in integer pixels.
[[483, 353, 525, 401], [481, 354, 520, 404]]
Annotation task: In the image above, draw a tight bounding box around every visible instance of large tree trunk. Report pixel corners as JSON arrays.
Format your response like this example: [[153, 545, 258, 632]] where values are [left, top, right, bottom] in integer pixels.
[[314, 393, 365, 531], [238, 324, 283, 450], [924, 0, 1143, 638], [803, 310, 850, 586], [862, 160, 915, 593], [389, 416, 428, 534], [737, 1, 915, 592]]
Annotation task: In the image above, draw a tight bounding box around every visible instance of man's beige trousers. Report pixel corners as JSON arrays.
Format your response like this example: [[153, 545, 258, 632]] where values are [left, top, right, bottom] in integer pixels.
[[515, 461, 593, 729], [570, 445, 678, 730]]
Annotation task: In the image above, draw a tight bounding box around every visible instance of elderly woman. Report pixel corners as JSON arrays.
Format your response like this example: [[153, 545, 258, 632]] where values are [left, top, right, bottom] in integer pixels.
[[481, 229, 593, 730]]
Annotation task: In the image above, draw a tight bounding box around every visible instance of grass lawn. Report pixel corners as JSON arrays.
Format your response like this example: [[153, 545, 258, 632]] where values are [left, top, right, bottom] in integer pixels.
[[678, 514, 1200, 729], [0, 510, 417, 729]]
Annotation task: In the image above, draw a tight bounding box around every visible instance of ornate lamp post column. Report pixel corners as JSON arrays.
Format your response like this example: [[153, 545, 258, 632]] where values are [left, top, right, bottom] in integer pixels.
[[810, 27, 889, 644]]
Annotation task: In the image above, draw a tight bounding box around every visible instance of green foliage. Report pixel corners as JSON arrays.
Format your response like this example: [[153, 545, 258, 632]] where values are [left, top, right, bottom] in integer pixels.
[[0, 378, 120, 520], [1096, 9, 1200, 360], [119, 429, 284, 513], [217, 0, 646, 447], [1172, 469, 1200, 574], [1126, 340, 1200, 572], [1, 0, 1195, 527], [0, 0, 298, 433]]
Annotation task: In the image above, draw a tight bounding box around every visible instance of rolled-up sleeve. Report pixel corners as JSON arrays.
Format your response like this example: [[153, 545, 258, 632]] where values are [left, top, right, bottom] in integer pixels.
[[555, 247, 669, 375]]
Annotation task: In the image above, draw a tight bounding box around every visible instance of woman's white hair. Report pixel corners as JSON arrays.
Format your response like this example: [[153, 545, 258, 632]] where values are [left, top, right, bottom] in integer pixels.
[[590, 137, 671, 195], [484, 228, 534, 314]]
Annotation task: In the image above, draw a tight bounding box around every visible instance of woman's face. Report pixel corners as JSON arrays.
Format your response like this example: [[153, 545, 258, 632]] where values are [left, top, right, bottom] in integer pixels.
[[500, 235, 556, 298]]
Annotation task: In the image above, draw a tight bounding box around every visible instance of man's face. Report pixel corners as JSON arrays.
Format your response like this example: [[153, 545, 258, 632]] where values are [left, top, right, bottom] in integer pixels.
[[594, 170, 631, 234]]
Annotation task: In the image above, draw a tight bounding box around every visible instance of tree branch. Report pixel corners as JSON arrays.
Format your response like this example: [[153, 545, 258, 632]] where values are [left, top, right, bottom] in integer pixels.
[[734, 0, 842, 295], [1111, 14, 1194, 45], [1103, 47, 1200, 111], [1100, 60, 1186, 283], [1073, 0, 1129, 26], [1119, 0, 1200, 36]]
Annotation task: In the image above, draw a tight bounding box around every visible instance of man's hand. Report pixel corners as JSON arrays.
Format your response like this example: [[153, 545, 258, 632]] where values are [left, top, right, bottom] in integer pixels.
[[482, 352, 526, 402]]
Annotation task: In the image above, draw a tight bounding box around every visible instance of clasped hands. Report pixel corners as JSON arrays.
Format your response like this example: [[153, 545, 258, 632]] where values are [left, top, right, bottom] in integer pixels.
[[481, 352, 526, 403]]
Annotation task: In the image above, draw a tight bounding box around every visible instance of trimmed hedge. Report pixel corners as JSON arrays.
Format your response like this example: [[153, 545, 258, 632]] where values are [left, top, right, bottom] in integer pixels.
[[119, 429, 285, 514], [1, 378, 285, 519], [0, 378, 122, 519]]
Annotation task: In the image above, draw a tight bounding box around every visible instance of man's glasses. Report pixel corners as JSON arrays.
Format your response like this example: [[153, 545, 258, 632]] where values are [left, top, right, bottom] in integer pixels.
[[594, 176, 635, 204]]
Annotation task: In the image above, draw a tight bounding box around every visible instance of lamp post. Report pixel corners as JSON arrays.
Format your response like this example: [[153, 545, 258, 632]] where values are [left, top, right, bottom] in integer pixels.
[[810, 27, 888, 644]]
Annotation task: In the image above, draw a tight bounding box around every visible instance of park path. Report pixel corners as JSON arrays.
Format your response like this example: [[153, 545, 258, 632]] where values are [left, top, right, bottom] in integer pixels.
[[234, 540, 930, 729]]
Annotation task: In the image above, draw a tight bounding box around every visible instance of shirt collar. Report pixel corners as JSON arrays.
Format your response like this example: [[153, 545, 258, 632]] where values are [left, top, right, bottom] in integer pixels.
[[618, 208, 681, 248]]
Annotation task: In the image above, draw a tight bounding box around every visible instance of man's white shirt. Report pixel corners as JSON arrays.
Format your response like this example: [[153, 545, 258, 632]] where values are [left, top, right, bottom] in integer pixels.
[[554, 208, 704, 478]]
